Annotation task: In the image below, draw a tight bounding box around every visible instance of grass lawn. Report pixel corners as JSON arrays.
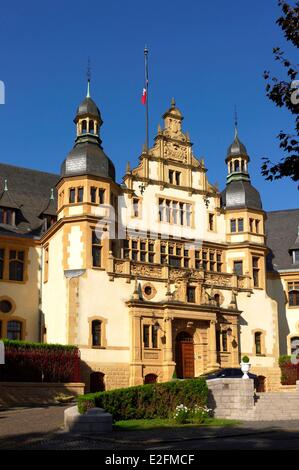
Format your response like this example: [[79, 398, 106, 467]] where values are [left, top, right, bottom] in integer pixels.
[[114, 417, 240, 431]]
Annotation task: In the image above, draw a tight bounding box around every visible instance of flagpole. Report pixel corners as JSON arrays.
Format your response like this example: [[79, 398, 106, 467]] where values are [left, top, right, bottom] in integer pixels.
[[144, 46, 149, 151]]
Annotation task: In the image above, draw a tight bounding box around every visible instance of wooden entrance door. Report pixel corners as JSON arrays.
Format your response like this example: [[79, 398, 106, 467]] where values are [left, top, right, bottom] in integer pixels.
[[175, 331, 195, 378]]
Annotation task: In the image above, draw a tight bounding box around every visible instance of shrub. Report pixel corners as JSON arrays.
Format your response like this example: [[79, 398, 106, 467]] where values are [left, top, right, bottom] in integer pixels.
[[279, 355, 291, 366], [77, 378, 208, 421], [241, 355, 250, 363], [0, 339, 80, 383], [279, 355, 299, 385]]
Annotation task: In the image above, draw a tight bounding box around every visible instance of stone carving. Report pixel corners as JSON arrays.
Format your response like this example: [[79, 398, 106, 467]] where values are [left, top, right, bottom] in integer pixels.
[[131, 263, 162, 278], [142, 282, 157, 300], [115, 260, 126, 273], [164, 141, 188, 163], [205, 273, 232, 287], [144, 352, 159, 360], [237, 276, 246, 289]]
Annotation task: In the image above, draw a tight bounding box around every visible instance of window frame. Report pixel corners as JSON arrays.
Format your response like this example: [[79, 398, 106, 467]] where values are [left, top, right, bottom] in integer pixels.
[[143, 323, 159, 349], [92, 229, 102, 268]]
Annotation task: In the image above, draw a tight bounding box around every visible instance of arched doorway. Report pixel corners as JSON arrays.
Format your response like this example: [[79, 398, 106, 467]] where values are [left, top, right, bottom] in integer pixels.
[[144, 373, 157, 384], [175, 331, 194, 379], [256, 375, 266, 392], [90, 372, 105, 393]]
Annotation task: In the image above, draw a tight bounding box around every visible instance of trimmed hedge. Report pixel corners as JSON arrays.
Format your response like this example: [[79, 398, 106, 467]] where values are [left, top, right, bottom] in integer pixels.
[[77, 378, 208, 421], [2, 339, 77, 351], [279, 355, 299, 385], [279, 355, 291, 366], [0, 339, 80, 383]]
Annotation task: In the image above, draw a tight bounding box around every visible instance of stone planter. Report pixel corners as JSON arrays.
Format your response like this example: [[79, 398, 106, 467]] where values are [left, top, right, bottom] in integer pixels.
[[64, 406, 113, 433], [241, 362, 251, 379]]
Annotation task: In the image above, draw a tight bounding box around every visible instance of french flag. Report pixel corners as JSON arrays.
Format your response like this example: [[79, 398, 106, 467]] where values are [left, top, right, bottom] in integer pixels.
[[141, 87, 147, 105]]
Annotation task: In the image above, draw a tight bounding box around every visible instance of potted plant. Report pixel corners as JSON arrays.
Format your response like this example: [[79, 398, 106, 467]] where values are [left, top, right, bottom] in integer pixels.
[[240, 355, 251, 379]]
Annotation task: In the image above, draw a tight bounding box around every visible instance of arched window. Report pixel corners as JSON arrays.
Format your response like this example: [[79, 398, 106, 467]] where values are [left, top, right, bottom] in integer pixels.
[[92, 320, 102, 347], [9, 250, 24, 281], [255, 332, 262, 355], [291, 337, 299, 355], [89, 120, 94, 134], [81, 120, 87, 134], [7, 320, 22, 340], [229, 162, 233, 173], [144, 373, 157, 384], [234, 160, 240, 172]]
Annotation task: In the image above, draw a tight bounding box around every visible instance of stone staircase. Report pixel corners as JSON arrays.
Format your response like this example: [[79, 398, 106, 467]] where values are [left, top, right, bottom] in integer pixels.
[[253, 392, 299, 420]]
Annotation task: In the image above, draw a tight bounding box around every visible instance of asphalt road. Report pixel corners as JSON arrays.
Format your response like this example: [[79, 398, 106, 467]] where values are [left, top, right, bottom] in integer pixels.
[[1, 405, 299, 450]]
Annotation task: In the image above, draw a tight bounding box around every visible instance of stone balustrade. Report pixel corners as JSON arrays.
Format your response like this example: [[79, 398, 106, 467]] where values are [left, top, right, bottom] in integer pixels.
[[109, 258, 251, 291]]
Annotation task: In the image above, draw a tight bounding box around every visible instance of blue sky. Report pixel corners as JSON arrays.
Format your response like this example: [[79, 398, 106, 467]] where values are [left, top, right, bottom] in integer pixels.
[[0, 0, 298, 210]]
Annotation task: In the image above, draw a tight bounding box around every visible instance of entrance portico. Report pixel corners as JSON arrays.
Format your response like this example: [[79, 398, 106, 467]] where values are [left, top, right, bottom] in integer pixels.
[[127, 298, 241, 386]]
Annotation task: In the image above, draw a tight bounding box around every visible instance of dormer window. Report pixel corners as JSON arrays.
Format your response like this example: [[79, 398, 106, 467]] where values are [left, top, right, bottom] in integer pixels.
[[0, 207, 15, 225], [43, 215, 57, 231], [293, 250, 299, 264]]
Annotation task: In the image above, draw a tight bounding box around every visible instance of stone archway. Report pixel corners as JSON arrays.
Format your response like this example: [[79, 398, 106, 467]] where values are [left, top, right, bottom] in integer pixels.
[[90, 372, 105, 393], [175, 331, 195, 378]]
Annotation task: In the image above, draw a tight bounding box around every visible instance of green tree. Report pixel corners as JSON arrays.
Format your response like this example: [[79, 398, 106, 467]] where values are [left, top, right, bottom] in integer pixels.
[[262, 1, 299, 186]]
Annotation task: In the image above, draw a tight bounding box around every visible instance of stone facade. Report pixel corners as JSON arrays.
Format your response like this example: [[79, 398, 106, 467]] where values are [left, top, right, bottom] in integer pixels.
[[0, 86, 298, 393]]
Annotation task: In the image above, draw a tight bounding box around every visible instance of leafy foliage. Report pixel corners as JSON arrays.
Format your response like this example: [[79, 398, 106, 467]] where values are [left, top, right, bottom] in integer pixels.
[[279, 355, 299, 384], [262, 1, 299, 185], [77, 378, 208, 421]]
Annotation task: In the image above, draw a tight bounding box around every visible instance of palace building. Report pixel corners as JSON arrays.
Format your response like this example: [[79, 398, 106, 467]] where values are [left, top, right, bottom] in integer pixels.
[[0, 85, 298, 392]]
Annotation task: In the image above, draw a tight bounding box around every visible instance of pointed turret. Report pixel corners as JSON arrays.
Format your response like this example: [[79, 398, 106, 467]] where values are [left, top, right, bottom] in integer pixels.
[[60, 78, 115, 180]]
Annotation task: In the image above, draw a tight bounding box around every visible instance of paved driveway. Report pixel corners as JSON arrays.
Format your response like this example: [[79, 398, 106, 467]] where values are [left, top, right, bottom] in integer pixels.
[[0, 405, 68, 449], [1, 406, 299, 450]]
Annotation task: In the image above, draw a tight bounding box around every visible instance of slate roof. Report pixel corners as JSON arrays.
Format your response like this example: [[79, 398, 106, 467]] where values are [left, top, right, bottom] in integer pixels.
[[221, 180, 262, 211], [76, 97, 101, 121], [60, 138, 116, 180], [226, 135, 248, 159], [266, 209, 299, 271], [0, 163, 59, 238]]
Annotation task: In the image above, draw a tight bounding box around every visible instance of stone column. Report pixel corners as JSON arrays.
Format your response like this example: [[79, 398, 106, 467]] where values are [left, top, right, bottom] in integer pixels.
[[163, 315, 175, 381], [208, 319, 220, 370], [129, 313, 143, 386], [230, 321, 240, 367]]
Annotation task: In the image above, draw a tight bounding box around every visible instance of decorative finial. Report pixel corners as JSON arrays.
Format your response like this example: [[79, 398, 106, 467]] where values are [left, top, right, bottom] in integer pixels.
[[86, 57, 91, 98], [142, 143, 147, 153], [144, 45, 148, 55], [234, 105, 238, 139], [50, 188, 54, 200], [157, 123, 162, 134], [4, 179, 8, 191], [171, 97, 176, 108], [131, 276, 140, 301], [126, 161, 131, 174]]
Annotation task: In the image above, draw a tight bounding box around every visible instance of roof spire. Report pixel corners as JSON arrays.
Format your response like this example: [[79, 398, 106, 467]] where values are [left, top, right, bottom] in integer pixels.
[[234, 105, 238, 139], [171, 97, 176, 108], [4, 179, 8, 191], [86, 57, 91, 98]]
